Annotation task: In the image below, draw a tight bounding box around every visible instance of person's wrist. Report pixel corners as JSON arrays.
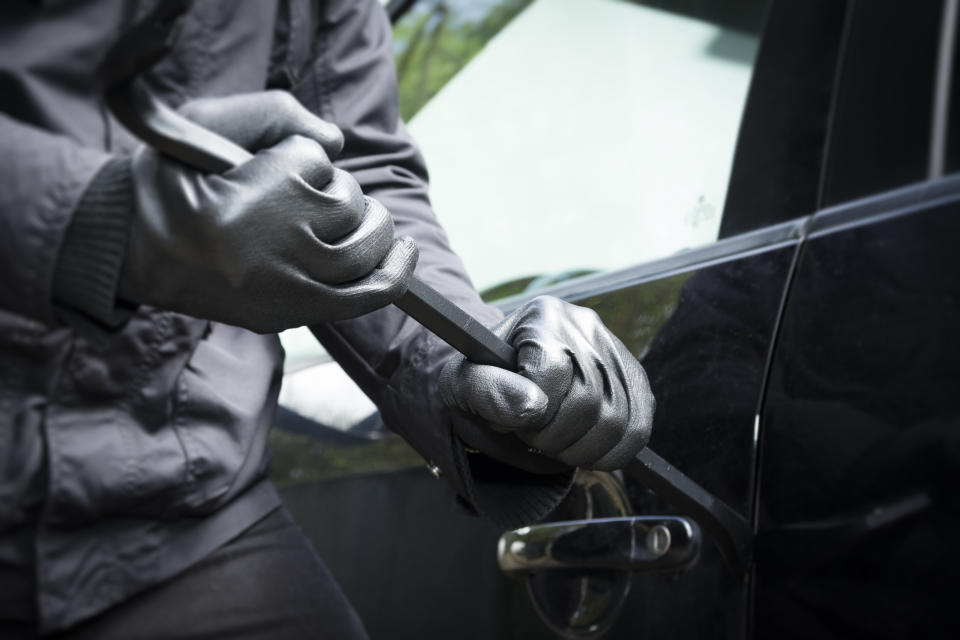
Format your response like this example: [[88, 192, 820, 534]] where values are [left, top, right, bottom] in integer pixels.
[[449, 409, 572, 476]]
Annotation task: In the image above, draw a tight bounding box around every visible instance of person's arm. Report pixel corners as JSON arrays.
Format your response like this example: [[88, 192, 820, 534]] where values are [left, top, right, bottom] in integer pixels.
[[296, 0, 576, 528], [0, 113, 124, 327]]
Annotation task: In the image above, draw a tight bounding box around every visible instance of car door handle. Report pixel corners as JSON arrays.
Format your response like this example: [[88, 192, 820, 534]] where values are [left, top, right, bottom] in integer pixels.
[[498, 516, 700, 573]]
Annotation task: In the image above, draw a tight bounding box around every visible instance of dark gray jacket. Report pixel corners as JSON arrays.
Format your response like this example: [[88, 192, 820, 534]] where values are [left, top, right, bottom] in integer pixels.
[[0, 0, 570, 632]]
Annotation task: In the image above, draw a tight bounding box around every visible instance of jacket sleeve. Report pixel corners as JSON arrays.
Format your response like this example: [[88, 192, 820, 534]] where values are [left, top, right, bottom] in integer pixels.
[[0, 113, 117, 326], [294, 0, 573, 528]]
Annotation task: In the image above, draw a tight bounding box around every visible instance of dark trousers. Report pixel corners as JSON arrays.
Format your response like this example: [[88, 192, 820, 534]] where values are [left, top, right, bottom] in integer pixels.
[[8, 507, 370, 639]]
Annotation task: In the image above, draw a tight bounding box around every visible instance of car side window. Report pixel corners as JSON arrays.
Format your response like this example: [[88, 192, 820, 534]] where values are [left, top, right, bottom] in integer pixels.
[[395, 0, 770, 300]]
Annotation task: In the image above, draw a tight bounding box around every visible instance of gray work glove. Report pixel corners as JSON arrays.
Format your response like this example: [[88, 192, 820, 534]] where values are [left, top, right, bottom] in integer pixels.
[[118, 91, 417, 332], [440, 296, 655, 472]]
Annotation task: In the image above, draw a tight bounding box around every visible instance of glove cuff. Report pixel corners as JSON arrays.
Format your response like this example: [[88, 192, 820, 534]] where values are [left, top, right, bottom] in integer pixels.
[[451, 442, 576, 530], [54, 157, 138, 334]]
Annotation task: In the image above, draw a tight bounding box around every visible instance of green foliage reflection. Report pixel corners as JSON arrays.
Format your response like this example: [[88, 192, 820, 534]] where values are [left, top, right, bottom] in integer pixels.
[[394, 0, 533, 121], [578, 272, 693, 360], [269, 429, 425, 487]]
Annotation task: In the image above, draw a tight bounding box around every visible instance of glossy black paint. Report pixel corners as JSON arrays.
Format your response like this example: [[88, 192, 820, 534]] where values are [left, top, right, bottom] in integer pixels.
[[755, 185, 960, 638]]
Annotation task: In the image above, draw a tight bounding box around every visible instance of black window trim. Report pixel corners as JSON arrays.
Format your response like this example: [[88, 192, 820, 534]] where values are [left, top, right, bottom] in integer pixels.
[[810, 172, 960, 238], [494, 216, 807, 311], [930, 0, 959, 178]]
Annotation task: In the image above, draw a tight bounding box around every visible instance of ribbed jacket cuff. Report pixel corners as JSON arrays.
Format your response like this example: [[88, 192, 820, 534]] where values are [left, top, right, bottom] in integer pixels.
[[54, 157, 137, 332]]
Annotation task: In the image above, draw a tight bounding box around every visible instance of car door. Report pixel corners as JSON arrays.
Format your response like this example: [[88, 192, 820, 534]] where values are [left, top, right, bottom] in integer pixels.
[[266, 1, 856, 638], [754, 2, 960, 637]]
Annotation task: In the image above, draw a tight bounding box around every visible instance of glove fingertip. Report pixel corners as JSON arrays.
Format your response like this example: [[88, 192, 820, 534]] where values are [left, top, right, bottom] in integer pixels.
[[399, 235, 419, 258], [389, 237, 420, 287], [522, 383, 550, 420], [501, 377, 549, 429], [369, 236, 419, 299], [315, 122, 345, 159]]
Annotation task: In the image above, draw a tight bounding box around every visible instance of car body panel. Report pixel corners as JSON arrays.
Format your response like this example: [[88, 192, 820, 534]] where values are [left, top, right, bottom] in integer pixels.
[[557, 241, 797, 639], [755, 179, 960, 639]]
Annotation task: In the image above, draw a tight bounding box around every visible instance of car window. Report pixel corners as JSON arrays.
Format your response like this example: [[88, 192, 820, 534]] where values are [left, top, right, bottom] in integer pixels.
[[396, 0, 769, 300]]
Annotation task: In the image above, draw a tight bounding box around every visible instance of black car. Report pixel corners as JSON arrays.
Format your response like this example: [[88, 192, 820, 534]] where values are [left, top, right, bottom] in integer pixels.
[[270, 1, 960, 637]]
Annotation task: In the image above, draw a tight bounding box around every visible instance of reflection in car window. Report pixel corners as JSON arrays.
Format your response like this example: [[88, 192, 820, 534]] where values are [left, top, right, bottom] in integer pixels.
[[397, 0, 769, 299], [393, 0, 535, 121]]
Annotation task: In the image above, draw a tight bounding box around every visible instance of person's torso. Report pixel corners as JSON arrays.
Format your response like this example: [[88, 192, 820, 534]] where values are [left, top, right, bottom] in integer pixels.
[[0, 0, 324, 630]]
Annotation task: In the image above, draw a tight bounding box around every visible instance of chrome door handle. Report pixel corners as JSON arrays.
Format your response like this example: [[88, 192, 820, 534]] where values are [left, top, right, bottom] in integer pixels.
[[498, 516, 700, 573]]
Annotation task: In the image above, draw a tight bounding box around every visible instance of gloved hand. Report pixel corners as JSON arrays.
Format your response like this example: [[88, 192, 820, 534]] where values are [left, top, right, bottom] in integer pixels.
[[440, 296, 654, 472], [117, 91, 417, 332]]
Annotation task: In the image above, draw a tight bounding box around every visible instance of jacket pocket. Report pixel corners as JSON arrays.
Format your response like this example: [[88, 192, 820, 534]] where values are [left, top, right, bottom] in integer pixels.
[[45, 312, 283, 523], [168, 322, 283, 514], [45, 309, 204, 524]]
